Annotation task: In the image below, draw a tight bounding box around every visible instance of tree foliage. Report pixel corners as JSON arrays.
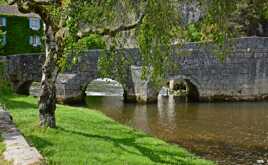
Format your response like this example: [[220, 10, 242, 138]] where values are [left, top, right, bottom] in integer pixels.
[[6, 0, 268, 81]]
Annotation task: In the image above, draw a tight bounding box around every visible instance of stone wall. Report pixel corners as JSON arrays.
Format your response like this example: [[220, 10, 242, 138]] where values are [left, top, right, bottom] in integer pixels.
[[172, 37, 268, 101], [0, 53, 44, 94], [2, 37, 268, 103]]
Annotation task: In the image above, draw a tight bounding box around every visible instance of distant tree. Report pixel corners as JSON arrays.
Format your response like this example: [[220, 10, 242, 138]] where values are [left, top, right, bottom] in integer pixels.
[[5, 0, 262, 128], [235, 0, 268, 36]]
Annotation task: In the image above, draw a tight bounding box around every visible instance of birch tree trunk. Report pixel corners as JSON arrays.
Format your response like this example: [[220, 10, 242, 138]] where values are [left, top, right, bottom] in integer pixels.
[[38, 25, 59, 128]]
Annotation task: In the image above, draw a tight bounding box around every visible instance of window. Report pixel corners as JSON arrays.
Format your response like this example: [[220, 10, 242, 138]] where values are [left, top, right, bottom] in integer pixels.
[[0, 17, 7, 27], [29, 35, 41, 47], [29, 17, 40, 31]]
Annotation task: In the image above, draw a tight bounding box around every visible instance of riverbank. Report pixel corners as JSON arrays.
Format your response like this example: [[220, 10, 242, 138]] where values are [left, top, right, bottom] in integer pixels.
[[0, 94, 213, 165]]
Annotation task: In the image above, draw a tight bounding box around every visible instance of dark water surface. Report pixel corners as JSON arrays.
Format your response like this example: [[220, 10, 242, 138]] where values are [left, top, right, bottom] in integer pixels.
[[85, 96, 268, 165]]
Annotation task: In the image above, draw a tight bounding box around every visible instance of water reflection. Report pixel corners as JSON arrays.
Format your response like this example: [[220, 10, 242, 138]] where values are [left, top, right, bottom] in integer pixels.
[[85, 96, 268, 165]]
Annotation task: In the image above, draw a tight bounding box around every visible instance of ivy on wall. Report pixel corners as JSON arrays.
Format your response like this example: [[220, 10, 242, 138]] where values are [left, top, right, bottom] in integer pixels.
[[0, 60, 11, 94], [0, 14, 44, 56]]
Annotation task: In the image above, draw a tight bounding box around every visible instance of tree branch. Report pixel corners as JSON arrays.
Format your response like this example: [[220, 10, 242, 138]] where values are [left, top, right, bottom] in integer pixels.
[[7, 0, 59, 5], [13, 0, 59, 32], [6, 0, 17, 5], [77, 4, 147, 38], [31, 0, 55, 5], [33, 0, 62, 6]]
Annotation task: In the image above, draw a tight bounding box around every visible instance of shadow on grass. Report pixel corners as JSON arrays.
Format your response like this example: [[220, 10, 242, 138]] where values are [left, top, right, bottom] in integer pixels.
[[0, 95, 37, 110], [57, 126, 192, 165]]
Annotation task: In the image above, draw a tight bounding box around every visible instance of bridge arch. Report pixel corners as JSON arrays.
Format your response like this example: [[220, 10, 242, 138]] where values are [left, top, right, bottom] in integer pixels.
[[15, 80, 33, 95], [84, 78, 125, 97], [167, 75, 200, 102]]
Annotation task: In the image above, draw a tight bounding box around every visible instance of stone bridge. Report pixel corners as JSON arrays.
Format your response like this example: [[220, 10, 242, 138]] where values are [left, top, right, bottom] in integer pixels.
[[2, 37, 268, 103]]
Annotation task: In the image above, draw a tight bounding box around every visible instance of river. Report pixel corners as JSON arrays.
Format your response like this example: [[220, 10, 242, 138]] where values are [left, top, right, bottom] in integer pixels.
[[85, 96, 268, 165], [84, 79, 268, 165]]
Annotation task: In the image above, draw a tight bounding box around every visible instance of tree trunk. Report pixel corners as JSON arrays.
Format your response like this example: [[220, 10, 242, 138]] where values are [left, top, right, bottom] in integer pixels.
[[38, 25, 59, 128]]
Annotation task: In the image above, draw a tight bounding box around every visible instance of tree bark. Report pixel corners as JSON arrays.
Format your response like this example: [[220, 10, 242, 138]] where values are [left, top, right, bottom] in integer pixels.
[[38, 25, 59, 128]]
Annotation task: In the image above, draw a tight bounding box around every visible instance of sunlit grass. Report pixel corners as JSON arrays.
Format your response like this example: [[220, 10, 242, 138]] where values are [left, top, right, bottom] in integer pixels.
[[0, 135, 4, 155], [0, 135, 9, 165], [0, 95, 214, 165]]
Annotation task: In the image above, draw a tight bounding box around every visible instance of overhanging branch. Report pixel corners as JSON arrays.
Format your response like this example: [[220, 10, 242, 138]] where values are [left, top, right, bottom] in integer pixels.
[[7, 0, 59, 5], [77, 4, 147, 38], [13, 0, 59, 32], [6, 0, 17, 5], [33, 0, 62, 5]]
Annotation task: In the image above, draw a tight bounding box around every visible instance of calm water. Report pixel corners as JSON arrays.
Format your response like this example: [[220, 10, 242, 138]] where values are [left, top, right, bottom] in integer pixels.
[[85, 96, 268, 165]]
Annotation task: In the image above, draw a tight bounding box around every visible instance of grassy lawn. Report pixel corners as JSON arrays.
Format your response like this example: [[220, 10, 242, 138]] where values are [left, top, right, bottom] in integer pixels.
[[0, 94, 214, 165], [0, 135, 9, 165], [0, 136, 4, 154]]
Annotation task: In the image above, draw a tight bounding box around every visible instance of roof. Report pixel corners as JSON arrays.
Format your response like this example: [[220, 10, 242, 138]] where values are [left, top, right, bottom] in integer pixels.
[[0, 5, 39, 18]]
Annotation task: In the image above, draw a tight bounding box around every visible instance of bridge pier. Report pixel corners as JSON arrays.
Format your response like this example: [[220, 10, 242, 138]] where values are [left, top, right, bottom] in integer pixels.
[[169, 80, 175, 91], [123, 66, 159, 103]]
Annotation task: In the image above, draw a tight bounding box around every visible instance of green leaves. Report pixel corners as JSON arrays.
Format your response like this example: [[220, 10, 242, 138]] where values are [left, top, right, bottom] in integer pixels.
[[13, 0, 268, 87], [185, 24, 202, 42], [136, 0, 180, 85]]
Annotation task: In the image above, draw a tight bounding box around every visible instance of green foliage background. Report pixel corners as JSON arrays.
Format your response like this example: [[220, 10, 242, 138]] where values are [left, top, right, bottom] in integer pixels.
[[0, 0, 5, 5], [0, 14, 44, 55]]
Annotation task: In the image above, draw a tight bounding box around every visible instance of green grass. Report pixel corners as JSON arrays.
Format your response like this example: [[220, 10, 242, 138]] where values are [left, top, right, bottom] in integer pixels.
[[0, 136, 4, 154], [0, 136, 5, 164], [0, 134, 9, 165], [0, 94, 214, 165], [0, 0, 6, 5]]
